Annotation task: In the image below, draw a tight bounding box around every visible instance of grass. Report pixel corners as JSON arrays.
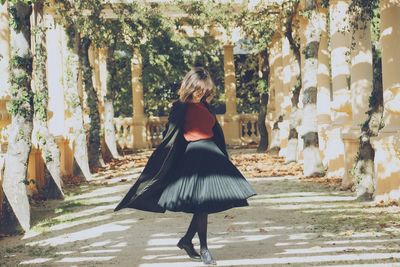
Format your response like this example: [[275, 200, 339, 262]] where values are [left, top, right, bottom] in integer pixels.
[[305, 209, 400, 235], [1, 244, 56, 258]]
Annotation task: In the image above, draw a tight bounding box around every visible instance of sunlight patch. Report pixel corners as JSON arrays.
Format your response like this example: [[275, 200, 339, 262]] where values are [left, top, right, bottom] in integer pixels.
[[27, 220, 134, 246], [139, 252, 400, 267], [20, 258, 52, 265], [56, 256, 115, 263]]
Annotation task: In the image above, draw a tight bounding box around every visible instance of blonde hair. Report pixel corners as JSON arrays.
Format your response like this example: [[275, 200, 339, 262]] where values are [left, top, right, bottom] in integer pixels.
[[177, 67, 215, 103]]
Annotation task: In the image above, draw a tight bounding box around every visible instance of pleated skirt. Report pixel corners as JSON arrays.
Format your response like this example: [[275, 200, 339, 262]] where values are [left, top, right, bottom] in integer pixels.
[[158, 139, 256, 214]]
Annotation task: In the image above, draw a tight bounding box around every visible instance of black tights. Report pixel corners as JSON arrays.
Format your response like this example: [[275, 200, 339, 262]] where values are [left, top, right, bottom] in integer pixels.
[[182, 213, 208, 249]]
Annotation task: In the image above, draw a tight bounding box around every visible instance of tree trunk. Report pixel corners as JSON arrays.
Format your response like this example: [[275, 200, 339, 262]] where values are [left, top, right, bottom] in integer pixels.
[[1, 2, 33, 232], [301, 2, 325, 177], [32, 1, 63, 199], [257, 93, 269, 152], [79, 37, 103, 171], [257, 50, 270, 152], [103, 46, 120, 159], [269, 116, 282, 154], [354, 47, 384, 199], [63, 26, 91, 180], [285, 4, 302, 163]]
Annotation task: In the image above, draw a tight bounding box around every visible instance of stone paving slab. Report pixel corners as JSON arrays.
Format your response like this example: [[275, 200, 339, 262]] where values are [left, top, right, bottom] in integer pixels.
[[1, 171, 400, 267]]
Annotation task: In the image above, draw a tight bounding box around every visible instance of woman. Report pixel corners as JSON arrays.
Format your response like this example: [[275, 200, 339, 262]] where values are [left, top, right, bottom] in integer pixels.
[[115, 67, 256, 265]]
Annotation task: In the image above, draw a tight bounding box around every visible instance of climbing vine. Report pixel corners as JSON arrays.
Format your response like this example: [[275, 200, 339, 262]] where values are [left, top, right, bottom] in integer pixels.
[[7, 4, 33, 120], [32, 25, 48, 122]]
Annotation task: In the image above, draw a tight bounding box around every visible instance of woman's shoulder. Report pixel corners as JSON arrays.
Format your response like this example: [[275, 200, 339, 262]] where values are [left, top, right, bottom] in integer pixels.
[[168, 100, 187, 121], [171, 99, 187, 111]]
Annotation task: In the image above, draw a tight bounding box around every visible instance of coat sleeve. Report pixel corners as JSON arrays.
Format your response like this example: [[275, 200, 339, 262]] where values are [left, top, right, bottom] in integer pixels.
[[162, 101, 184, 140], [213, 121, 229, 157]]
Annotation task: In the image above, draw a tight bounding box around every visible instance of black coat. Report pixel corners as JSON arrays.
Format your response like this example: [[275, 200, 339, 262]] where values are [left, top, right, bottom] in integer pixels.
[[114, 100, 228, 213]]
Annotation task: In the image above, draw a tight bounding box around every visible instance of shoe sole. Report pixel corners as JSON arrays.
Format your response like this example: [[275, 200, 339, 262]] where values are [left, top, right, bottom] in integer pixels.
[[177, 244, 202, 262]]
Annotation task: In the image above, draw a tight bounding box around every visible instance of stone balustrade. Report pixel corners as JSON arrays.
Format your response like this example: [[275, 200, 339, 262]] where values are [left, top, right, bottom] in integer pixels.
[[147, 116, 168, 148], [239, 114, 259, 145], [113, 117, 134, 149]]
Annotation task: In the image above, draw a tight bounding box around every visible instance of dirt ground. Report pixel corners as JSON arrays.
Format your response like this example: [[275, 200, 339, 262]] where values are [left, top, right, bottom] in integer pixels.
[[1, 149, 400, 267]]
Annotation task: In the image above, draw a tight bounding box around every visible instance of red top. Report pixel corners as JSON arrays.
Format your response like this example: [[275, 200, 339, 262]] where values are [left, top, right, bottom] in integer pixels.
[[183, 102, 216, 142]]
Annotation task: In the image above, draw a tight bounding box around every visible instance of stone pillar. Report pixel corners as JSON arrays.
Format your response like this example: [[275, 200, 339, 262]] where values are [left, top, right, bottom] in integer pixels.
[[279, 36, 292, 157], [297, 16, 308, 162], [95, 48, 106, 156], [0, 2, 10, 101], [46, 17, 74, 179], [223, 44, 241, 145], [98, 47, 119, 159], [342, 19, 373, 188], [0, 1, 10, 219], [326, 0, 352, 179], [27, 149, 45, 196], [269, 38, 283, 152], [267, 69, 276, 149], [47, 18, 66, 137], [371, 0, 400, 202], [131, 47, 149, 149], [317, 8, 331, 168]]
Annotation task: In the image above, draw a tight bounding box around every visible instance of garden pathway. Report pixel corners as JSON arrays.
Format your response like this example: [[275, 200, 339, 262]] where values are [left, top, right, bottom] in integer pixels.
[[1, 149, 400, 267]]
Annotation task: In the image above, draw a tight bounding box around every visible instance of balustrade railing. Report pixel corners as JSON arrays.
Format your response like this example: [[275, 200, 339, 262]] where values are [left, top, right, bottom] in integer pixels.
[[147, 116, 168, 148], [114, 113, 260, 149], [114, 117, 134, 149], [239, 114, 259, 145]]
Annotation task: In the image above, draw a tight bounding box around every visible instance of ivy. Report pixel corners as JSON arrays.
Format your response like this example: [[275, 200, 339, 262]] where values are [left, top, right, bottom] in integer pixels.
[[33, 22, 49, 122], [7, 85, 33, 118], [8, 56, 33, 120], [33, 91, 48, 121]]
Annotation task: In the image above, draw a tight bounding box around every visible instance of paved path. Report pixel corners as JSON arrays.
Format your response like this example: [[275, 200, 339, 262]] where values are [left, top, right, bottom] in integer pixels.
[[1, 154, 400, 266]]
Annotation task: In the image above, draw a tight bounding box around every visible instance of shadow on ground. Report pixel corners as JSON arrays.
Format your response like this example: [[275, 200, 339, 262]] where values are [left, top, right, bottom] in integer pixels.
[[1, 150, 400, 267]]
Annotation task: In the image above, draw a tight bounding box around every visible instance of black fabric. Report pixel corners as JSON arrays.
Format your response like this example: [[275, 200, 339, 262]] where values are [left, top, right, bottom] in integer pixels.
[[183, 214, 199, 241], [114, 101, 188, 212], [114, 101, 256, 213], [158, 139, 256, 214]]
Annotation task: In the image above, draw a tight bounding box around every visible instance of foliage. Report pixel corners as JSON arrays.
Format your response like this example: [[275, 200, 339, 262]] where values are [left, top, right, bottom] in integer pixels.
[[107, 3, 226, 116], [348, 0, 379, 31], [235, 54, 258, 113], [32, 22, 48, 122], [7, 3, 33, 120], [347, 0, 380, 49], [176, 0, 240, 40], [238, 4, 279, 58]]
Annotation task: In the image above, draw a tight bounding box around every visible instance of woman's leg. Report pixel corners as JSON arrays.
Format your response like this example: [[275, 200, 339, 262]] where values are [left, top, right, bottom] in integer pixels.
[[182, 214, 199, 242], [177, 214, 201, 260], [197, 213, 208, 249], [197, 213, 216, 265]]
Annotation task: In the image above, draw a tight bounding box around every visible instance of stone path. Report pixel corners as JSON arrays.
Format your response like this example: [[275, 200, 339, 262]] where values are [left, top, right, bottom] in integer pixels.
[[1, 151, 400, 267]]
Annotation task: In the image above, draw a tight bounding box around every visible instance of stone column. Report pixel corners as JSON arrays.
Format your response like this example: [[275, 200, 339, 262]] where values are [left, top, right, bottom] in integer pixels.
[[0, 1, 10, 134], [46, 17, 73, 178], [342, 19, 373, 188], [371, 0, 400, 202], [131, 47, 149, 149], [326, 0, 352, 179], [98, 47, 120, 159], [317, 8, 331, 168], [297, 16, 308, 162], [47, 19, 66, 138], [269, 38, 283, 152], [223, 44, 241, 145], [0, 1, 10, 220], [279, 36, 292, 157], [267, 65, 276, 149], [0, 2, 10, 101]]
